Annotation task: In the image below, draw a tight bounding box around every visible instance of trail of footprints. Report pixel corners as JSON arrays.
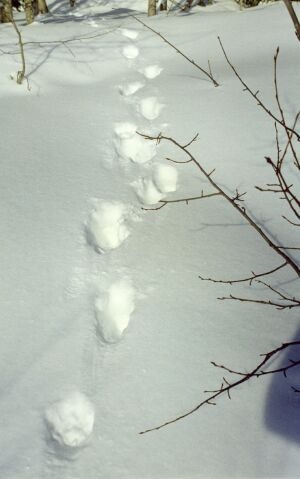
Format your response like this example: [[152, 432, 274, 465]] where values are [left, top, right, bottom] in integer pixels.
[[44, 27, 179, 454]]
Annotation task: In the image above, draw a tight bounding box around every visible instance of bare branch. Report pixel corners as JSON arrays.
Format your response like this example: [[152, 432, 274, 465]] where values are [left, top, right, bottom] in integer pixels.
[[142, 192, 221, 211], [199, 261, 288, 285], [131, 15, 219, 87], [139, 131, 300, 278], [140, 341, 300, 433], [218, 37, 300, 141]]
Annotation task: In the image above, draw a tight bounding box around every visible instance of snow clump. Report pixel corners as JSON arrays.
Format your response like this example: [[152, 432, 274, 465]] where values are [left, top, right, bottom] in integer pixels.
[[45, 392, 95, 448], [114, 122, 156, 164], [133, 177, 164, 205], [118, 81, 144, 97], [95, 279, 136, 343], [87, 201, 130, 253], [122, 44, 139, 59], [141, 65, 163, 79], [153, 164, 178, 193], [138, 97, 163, 121]]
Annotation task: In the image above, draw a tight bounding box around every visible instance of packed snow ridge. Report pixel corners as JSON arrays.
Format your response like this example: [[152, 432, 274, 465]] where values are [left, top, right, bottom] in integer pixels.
[[95, 279, 136, 343], [45, 392, 95, 448], [86, 201, 130, 253]]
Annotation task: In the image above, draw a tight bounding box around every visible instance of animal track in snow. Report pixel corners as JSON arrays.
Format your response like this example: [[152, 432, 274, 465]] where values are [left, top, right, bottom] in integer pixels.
[[118, 81, 145, 97], [133, 163, 178, 205], [45, 392, 95, 448], [114, 122, 156, 164], [133, 177, 164, 206], [141, 65, 163, 79], [86, 200, 130, 253], [153, 163, 178, 193], [120, 28, 139, 40], [122, 44, 139, 59], [95, 279, 136, 343], [138, 97, 163, 121]]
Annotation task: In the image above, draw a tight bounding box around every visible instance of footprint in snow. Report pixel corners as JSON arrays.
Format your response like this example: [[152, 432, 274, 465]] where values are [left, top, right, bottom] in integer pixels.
[[95, 279, 136, 344], [118, 81, 145, 97], [138, 97, 163, 121], [120, 28, 139, 40], [140, 65, 163, 80], [114, 122, 156, 164], [45, 392, 95, 448], [122, 44, 139, 60], [86, 200, 131, 253], [133, 163, 178, 205]]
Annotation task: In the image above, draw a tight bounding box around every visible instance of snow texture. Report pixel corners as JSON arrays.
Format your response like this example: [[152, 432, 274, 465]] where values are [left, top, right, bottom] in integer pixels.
[[114, 122, 156, 163], [95, 279, 136, 343], [45, 393, 95, 448], [86, 201, 130, 252]]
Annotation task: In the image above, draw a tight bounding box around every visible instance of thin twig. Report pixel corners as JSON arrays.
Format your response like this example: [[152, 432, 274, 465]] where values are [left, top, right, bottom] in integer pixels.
[[218, 37, 300, 141], [142, 192, 221, 211], [139, 132, 300, 278], [140, 341, 300, 433], [132, 15, 219, 87], [199, 261, 288, 285]]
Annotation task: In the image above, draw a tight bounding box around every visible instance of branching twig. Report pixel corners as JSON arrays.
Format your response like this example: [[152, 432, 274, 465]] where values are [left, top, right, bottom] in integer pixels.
[[199, 261, 288, 285], [218, 38, 300, 141], [139, 131, 300, 278], [140, 341, 300, 433], [132, 15, 219, 87]]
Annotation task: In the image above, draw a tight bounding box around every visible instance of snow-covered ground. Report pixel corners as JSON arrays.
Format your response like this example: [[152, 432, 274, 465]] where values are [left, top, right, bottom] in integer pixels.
[[0, 0, 299, 477]]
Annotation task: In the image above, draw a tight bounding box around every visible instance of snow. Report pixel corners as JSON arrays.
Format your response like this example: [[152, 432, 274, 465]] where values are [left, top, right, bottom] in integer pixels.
[[86, 201, 131, 252], [153, 163, 178, 193], [138, 95, 164, 120], [114, 121, 157, 163], [95, 279, 136, 343], [0, 0, 300, 478], [122, 44, 140, 59], [45, 392, 95, 448]]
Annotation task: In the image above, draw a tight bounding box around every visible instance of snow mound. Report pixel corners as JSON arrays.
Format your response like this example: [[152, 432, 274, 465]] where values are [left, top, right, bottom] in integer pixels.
[[141, 65, 163, 79], [139, 97, 163, 120], [153, 163, 178, 193], [114, 122, 156, 164], [86, 201, 130, 253], [133, 177, 164, 205], [95, 279, 136, 343], [118, 81, 144, 97], [120, 28, 139, 40], [122, 45, 139, 59], [45, 392, 95, 448]]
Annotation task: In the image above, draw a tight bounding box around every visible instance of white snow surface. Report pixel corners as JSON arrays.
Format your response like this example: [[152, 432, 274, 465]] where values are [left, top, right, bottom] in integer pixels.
[[1, 0, 300, 478]]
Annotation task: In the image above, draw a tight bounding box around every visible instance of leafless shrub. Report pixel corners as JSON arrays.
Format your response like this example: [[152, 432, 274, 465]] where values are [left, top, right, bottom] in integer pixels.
[[138, 41, 299, 434]]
